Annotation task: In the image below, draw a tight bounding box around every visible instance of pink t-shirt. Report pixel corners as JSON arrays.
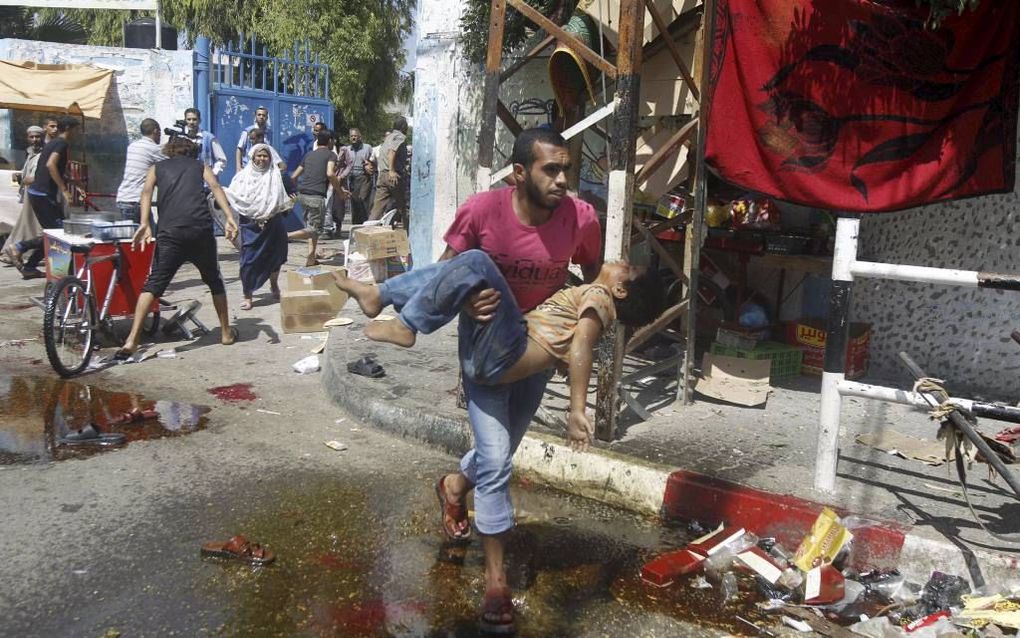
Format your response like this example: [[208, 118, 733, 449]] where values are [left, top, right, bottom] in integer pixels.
[[444, 187, 602, 312]]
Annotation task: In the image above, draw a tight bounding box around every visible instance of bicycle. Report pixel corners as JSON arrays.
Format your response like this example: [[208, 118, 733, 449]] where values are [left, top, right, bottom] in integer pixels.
[[43, 241, 159, 377]]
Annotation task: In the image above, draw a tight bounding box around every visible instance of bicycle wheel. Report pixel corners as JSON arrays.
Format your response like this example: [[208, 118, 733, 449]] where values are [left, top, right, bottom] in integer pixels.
[[43, 276, 96, 377]]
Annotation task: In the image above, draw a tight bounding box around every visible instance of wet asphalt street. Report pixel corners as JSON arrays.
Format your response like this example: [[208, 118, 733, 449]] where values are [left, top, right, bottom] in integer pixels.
[[0, 242, 755, 637]]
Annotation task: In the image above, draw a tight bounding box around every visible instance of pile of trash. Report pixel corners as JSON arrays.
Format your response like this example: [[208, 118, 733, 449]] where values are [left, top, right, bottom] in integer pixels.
[[642, 507, 1019, 637]]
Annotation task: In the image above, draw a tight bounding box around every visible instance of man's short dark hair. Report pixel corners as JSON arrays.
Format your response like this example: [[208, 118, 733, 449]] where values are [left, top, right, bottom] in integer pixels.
[[163, 136, 198, 158], [614, 269, 667, 328], [256, 106, 268, 114], [56, 116, 80, 133], [140, 118, 159, 136], [316, 130, 332, 147], [46, 116, 59, 124], [249, 128, 265, 141], [511, 128, 568, 168], [185, 107, 201, 120], [392, 116, 408, 133]]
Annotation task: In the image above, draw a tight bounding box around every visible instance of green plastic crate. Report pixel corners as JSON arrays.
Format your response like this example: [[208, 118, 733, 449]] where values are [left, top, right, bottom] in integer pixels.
[[709, 340, 803, 379]]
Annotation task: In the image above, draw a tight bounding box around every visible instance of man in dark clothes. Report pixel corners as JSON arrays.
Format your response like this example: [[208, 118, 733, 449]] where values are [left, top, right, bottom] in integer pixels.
[[116, 136, 239, 359], [19, 116, 79, 278], [288, 130, 347, 266]]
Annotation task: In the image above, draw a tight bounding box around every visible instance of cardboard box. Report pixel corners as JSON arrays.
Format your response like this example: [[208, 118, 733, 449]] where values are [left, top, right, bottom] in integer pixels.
[[286, 265, 349, 311], [280, 289, 337, 333], [353, 227, 410, 260], [785, 319, 870, 379]]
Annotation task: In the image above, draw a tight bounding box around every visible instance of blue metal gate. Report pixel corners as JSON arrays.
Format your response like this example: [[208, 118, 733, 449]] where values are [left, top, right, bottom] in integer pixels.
[[210, 37, 333, 230]]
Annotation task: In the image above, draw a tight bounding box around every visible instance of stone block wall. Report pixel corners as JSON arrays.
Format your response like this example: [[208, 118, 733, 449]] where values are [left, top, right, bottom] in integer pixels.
[[0, 39, 194, 198]]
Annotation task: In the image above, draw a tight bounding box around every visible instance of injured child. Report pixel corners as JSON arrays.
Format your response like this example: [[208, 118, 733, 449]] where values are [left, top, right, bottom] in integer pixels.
[[333, 248, 665, 446]]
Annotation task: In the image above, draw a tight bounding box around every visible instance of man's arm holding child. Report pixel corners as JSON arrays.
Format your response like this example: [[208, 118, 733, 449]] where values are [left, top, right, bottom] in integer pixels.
[[565, 308, 603, 452]]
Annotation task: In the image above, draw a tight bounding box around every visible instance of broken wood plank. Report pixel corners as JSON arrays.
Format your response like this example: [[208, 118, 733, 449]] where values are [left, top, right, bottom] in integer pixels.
[[506, 0, 618, 78]]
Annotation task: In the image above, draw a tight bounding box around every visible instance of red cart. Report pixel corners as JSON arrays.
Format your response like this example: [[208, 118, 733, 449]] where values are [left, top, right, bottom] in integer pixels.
[[42, 229, 159, 377]]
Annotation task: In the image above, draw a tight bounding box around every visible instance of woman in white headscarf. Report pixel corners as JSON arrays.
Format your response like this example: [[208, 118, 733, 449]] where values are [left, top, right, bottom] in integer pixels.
[[225, 143, 291, 310]]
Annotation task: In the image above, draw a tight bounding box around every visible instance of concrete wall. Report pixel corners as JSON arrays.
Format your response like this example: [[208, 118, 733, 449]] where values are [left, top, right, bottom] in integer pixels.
[[408, 0, 483, 266], [0, 39, 194, 199], [853, 153, 1020, 398]]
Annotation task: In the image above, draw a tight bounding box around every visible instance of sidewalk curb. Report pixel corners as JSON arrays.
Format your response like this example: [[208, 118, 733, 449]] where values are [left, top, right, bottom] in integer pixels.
[[322, 338, 1020, 588]]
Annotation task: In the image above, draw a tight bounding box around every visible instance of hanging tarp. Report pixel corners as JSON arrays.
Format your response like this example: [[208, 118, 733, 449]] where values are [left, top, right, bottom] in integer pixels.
[[0, 60, 113, 119], [705, 0, 1020, 212]]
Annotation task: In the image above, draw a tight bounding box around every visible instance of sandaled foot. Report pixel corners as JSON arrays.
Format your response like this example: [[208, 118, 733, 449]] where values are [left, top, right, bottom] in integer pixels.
[[364, 318, 415, 347], [200, 535, 275, 565], [305, 256, 318, 267], [436, 475, 471, 541], [240, 299, 253, 311], [479, 587, 516, 635], [332, 271, 382, 317], [222, 327, 238, 345]]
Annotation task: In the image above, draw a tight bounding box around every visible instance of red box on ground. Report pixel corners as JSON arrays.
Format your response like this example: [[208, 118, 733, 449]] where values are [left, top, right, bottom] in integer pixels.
[[640, 549, 704, 587], [784, 319, 870, 379]]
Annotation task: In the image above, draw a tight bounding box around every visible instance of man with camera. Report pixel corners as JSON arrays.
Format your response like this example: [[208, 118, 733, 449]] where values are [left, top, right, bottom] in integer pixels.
[[182, 108, 226, 176], [116, 118, 166, 224]]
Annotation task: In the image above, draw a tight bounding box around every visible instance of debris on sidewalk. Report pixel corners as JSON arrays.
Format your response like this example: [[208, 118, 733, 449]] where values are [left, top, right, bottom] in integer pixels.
[[323, 317, 353, 328], [293, 355, 321, 374], [323, 440, 348, 451], [855, 431, 949, 466], [694, 353, 771, 407], [640, 505, 1018, 638]]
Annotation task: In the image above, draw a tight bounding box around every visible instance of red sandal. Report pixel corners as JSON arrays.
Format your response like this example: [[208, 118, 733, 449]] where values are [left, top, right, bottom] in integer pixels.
[[435, 475, 471, 541], [479, 587, 516, 635], [200, 535, 275, 565]]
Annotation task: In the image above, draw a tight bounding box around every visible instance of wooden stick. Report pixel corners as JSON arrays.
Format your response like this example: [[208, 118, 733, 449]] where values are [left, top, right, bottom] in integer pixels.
[[500, 34, 556, 83], [635, 117, 699, 185], [643, 0, 700, 102], [506, 0, 618, 78]]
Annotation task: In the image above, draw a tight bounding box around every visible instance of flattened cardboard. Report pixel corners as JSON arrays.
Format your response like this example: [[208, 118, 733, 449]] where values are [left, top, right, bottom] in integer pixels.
[[695, 353, 771, 406]]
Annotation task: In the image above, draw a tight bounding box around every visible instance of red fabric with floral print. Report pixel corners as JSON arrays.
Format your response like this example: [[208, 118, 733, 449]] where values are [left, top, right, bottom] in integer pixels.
[[705, 0, 1020, 212]]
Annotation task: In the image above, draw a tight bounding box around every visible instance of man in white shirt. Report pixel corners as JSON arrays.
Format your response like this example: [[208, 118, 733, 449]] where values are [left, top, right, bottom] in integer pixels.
[[236, 105, 271, 171], [116, 118, 166, 223], [240, 128, 286, 171], [183, 107, 226, 176]]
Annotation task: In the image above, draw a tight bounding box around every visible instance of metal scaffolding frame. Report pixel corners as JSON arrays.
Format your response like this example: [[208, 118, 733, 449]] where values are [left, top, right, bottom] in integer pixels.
[[475, 0, 714, 440]]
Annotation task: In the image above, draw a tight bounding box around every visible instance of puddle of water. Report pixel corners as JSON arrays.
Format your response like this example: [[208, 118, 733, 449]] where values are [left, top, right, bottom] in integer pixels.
[[0, 374, 209, 464], [188, 477, 768, 637], [207, 383, 257, 403]]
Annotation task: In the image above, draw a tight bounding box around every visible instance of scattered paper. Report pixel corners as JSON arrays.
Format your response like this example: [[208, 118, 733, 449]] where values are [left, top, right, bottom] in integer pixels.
[[292, 355, 321, 374], [373, 315, 396, 322], [695, 353, 771, 407], [310, 341, 326, 354], [323, 440, 348, 451], [256, 409, 282, 416], [855, 431, 950, 466], [323, 317, 353, 328], [156, 348, 177, 359]]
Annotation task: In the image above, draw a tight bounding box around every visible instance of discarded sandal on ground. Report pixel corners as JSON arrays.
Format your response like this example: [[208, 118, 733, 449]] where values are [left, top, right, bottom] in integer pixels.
[[479, 587, 516, 635], [59, 423, 127, 447], [347, 355, 384, 378], [111, 349, 136, 363], [200, 535, 275, 565], [436, 476, 471, 541]]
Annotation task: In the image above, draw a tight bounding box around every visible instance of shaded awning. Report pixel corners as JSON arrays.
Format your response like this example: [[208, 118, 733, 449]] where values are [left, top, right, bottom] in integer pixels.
[[0, 60, 113, 119]]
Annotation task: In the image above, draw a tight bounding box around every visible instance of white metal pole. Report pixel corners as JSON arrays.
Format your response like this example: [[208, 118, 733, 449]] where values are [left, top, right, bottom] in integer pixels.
[[815, 215, 859, 493], [154, 0, 163, 49]]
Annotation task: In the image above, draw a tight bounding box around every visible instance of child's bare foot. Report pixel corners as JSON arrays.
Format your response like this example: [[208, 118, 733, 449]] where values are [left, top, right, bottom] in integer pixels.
[[364, 319, 415, 347], [332, 271, 382, 317], [222, 326, 238, 345]]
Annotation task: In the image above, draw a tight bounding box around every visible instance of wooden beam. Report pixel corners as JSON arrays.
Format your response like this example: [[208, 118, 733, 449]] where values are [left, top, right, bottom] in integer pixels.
[[635, 221, 683, 280], [496, 99, 524, 137], [506, 0, 618, 78], [594, 0, 645, 442], [635, 117, 698, 186], [500, 34, 555, 83], [476, 0, 508, 190], [626, 300, 689, 354], [643, 0, 700, 102], [681, 0, 717, 404]]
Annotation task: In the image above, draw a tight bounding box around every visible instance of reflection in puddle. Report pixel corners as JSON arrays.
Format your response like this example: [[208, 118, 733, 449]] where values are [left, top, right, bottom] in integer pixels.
[[0, 374, 209, 464], [195, 478, 766, 637]]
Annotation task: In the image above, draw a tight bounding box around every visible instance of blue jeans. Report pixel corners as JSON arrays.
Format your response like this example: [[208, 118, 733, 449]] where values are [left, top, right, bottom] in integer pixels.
[[117, 202, 140, 223], [376, 249, 551, 534], [377, 249, 529, 384]]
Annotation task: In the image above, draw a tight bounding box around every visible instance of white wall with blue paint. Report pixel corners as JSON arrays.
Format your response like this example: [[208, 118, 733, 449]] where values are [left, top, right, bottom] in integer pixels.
[[0, 39, 194, 198]]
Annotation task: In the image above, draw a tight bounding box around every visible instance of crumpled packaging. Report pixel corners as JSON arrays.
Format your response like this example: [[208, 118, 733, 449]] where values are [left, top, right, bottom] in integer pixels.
[[793, 507, 853, 572]]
